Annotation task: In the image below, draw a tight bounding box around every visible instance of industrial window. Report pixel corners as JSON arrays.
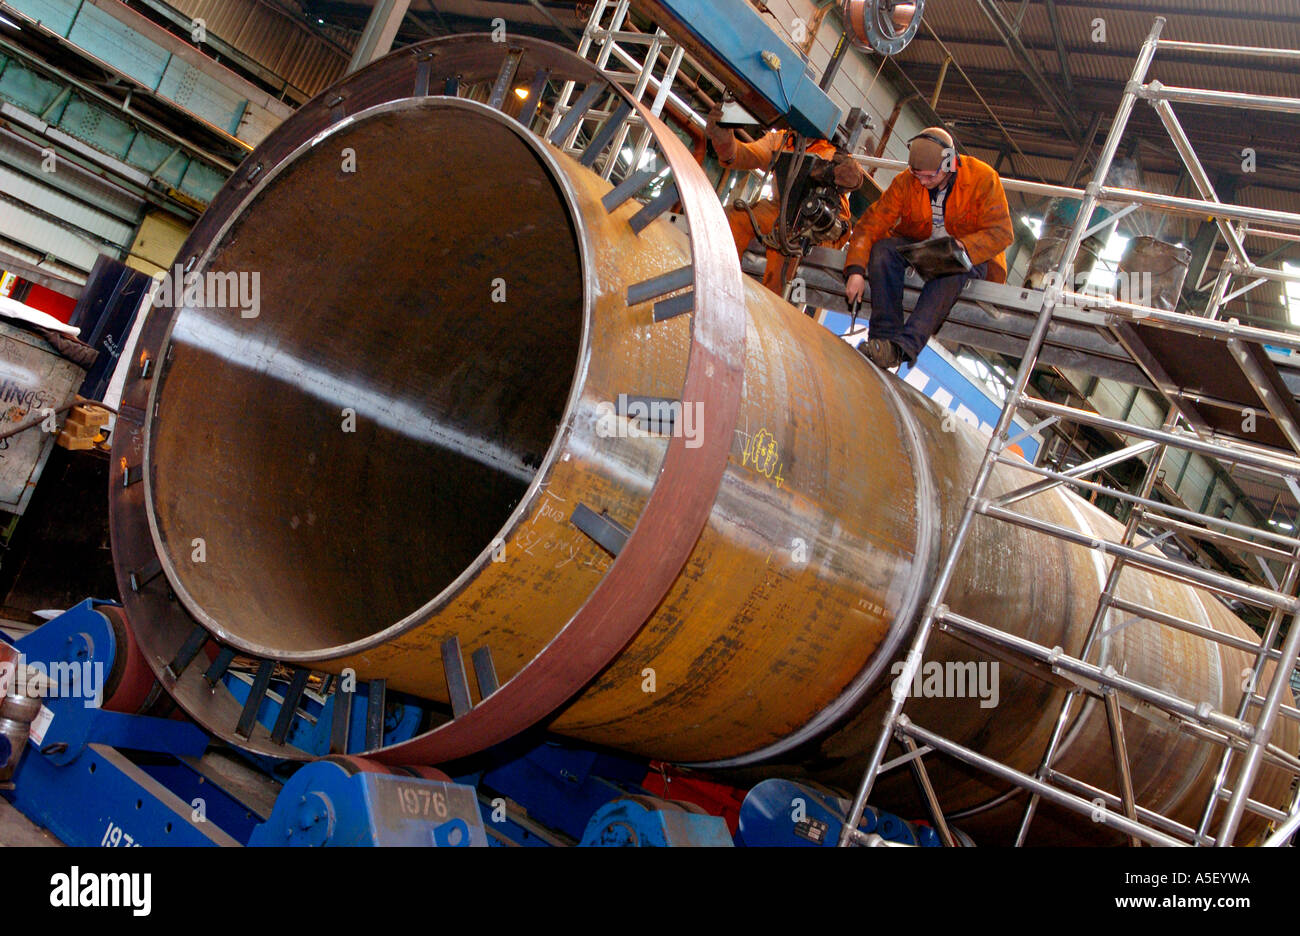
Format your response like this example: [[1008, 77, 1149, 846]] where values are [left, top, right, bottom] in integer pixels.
[[1283, 261, 1300, 326]]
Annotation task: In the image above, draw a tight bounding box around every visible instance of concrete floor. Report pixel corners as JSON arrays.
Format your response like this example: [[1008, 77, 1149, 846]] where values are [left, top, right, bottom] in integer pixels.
[[0, 795, 60, 846], [0, 619, 60, 844]]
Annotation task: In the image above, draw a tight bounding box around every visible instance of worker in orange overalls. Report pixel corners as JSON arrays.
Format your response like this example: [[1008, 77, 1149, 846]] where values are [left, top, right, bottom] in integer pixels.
[[844, 126, 1013, 370], [706, 103, 865, 295]]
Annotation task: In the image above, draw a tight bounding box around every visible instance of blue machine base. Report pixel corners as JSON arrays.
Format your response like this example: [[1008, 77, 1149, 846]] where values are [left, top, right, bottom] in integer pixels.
[[3, 603, 951, 847]]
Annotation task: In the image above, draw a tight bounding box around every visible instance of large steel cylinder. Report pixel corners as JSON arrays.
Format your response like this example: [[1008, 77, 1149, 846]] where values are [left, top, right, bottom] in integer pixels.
[[110, 37, 1295, 844]]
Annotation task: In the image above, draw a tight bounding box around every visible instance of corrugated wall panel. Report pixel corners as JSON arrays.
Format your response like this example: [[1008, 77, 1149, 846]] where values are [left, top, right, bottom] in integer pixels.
[[0, 199, 109, 270], [0, 128, 142, 224], [0, 164, 134, 245], [167, 0, 349, 97]]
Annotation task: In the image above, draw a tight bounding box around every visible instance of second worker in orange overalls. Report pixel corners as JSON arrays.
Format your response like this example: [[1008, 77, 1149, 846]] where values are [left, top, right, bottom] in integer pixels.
[[706, 103, 867, 295]]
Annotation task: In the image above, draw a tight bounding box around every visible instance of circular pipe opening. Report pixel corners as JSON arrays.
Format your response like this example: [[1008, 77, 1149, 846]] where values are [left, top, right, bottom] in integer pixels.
[[146, 101, 586, 657]]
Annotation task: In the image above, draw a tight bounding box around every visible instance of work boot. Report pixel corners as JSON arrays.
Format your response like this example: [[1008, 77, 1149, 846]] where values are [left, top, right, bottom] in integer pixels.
[[861, 337, 902, 369]]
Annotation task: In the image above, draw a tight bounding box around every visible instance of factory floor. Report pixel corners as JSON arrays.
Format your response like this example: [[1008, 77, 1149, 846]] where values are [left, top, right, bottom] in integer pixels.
[[0, 796, 60, 846], [1, 617, 60, 845]]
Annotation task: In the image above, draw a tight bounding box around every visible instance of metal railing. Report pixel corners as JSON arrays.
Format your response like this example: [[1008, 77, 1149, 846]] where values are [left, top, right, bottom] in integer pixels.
[[545, 0, 694, 180]]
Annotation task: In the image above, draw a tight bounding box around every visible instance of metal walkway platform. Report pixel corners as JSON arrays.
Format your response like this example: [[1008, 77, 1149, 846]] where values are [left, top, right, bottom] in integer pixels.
[[752, 244, 1300, 399]]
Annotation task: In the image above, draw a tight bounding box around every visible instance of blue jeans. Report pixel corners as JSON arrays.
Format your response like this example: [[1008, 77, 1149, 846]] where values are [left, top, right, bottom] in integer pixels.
[[867, 237, 987, 365]]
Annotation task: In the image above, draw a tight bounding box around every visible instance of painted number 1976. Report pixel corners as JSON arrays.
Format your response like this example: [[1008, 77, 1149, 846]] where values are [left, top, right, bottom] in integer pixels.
[[397, 786, 448, 820], [101, 820, 141, 847]]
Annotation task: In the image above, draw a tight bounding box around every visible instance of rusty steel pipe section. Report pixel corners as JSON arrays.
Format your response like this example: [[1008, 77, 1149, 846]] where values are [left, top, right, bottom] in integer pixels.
[[110, 36, 1295, 844]]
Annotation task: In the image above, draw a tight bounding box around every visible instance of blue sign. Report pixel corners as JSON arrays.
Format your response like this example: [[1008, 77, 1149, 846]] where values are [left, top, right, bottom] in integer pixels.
[[822, 310, 1043, 462]]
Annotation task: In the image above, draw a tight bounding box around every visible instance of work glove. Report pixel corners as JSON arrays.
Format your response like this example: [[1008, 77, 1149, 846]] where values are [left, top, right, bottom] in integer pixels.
[[809, 150, 866, 191]]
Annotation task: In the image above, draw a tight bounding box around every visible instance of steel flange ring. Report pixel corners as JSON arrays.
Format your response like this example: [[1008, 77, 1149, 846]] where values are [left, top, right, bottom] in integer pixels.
[[109, 34, 745, 764], [841, 0, 925, 56]]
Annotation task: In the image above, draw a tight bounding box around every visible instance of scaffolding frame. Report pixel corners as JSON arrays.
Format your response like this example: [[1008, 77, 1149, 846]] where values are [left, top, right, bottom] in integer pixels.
[[550, 6, 1300, 846], [544, 0, 698, 180], [840, 17, 1300, 847]]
